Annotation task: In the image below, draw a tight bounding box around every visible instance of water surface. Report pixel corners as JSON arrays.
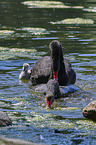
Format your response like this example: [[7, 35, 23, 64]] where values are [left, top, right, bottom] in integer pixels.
[[0, 0, 96, 144]]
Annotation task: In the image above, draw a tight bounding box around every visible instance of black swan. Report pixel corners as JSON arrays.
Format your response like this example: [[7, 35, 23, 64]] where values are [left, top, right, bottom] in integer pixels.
[[19, 63, 31, 80], [35, 79, 79, 108], [30, 40, 76, 85], [46, 79, 60, 108]]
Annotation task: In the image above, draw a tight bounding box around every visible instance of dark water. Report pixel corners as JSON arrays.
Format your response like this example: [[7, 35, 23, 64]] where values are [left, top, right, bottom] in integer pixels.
[[0, 0, 96, 144]]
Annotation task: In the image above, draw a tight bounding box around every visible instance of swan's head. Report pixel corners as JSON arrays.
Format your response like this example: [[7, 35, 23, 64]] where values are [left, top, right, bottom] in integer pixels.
[[23, 63, 29, 72], [46, 94, 55, 109]]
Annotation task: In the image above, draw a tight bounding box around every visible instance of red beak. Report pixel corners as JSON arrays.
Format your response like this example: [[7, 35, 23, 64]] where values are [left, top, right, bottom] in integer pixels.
[[53, 70, 58, 81], [46, 97, 52, 109]]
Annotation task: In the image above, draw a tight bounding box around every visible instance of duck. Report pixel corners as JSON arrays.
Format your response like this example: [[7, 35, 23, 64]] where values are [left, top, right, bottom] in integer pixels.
[[19, 63, 31, 80], [30, 40, 76, 86]]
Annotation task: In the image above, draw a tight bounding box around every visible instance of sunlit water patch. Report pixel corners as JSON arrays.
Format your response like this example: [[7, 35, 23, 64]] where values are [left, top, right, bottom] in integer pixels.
[[71, 53, 96, 93]]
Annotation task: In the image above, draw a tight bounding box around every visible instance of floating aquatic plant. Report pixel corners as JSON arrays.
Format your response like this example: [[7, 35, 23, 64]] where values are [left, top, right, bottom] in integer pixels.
[[51, 18, 94, 24], [0, 27, 49, 40], [22, 1, 83, 9], [56, 107, 80, 110], [0, 47, 46, 60], [21, 27, 49, 35], [76, 120, 96, 130], [0, 30, 14, 35], [0, 30, 14, 38], [83, 7, 96, 12], [0, 46, 9, 51], [22, 1, 70, 8], [26, 112, 75, 129], [10, 48, 36, 53]]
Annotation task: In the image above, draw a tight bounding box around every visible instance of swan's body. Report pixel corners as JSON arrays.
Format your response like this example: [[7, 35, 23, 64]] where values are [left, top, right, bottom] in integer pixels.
[[30, 41, 76, 86]]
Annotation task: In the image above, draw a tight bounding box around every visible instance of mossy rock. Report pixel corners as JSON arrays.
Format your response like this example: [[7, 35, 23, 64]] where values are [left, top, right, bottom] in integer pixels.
[[0, 111, 12, 127], [82, 100, 96, 121]]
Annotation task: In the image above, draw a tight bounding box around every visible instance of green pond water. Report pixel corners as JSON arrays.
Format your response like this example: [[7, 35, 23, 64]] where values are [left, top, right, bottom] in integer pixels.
[[0, 0, 96, 144]]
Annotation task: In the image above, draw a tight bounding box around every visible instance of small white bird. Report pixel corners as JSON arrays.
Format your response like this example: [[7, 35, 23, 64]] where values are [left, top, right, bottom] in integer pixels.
[[19, 63, 31, 80]]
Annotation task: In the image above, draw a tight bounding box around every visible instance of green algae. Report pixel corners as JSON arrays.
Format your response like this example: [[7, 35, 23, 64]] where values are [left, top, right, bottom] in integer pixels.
[[84, 7, 96, 12], [21, 27, 49, 35], [0, 30, 14, 36], [8, 96, 27, 102], [22, 1, 70, 8], [10, 48, 36, 53], [76, 120, 96, 130], [0, 47, 9, 51], [26, 112, 75, 129], [22, 1, 84, 9], [56, 107, 80, 110], [51, 18, 94, 24], [0, 46, 46, 61], [0, 27, 49, 40], [0, 30, 14, 39]]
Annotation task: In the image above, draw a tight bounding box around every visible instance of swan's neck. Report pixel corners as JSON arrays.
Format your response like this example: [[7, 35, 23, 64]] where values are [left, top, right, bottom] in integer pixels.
[[53, 70, 58, 81]]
